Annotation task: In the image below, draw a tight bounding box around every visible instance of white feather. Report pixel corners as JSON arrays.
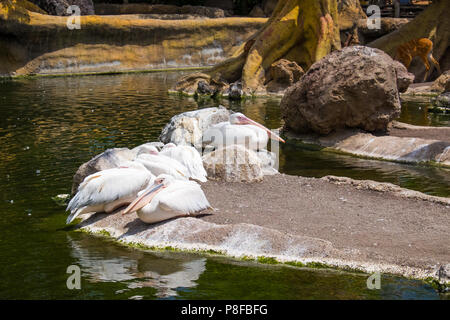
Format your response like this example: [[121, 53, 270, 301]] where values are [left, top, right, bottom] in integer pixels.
[[135, 153, 189, 180], [136, 178, 211, 224], [160, 145, 207, 182], [203, 122, 268, 150], [66, 167, 153, 223]]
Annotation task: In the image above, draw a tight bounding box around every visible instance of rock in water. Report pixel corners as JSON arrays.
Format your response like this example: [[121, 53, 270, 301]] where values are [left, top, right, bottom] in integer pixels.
[[226, 81, 243, 100], [197, 81, 214, 95], [202, 145, 263, 183], [71, 148, 135, 195], [159, 106, 231, 147], [432, 92, 450, 108], [281, 46, 414, 135], [430, 70, 450, 93]]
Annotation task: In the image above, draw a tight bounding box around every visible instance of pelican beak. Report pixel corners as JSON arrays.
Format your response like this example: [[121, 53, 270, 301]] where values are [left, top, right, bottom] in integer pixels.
[[122, 183, 165, 215], [242, 117, 285, 143]]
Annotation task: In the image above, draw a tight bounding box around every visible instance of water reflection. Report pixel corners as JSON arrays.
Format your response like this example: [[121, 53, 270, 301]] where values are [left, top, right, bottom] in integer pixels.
[[67, 234, 206, 299]]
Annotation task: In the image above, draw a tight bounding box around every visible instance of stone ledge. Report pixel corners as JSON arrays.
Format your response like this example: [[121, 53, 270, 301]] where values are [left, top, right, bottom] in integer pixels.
[[284, 123, 450, 167]]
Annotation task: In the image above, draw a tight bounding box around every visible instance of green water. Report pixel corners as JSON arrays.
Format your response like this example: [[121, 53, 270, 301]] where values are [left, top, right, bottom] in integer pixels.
[[0, 72, 447, 300]]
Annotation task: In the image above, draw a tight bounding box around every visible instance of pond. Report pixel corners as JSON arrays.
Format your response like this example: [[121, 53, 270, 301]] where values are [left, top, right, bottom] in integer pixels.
[[0, 72, 447, 299]]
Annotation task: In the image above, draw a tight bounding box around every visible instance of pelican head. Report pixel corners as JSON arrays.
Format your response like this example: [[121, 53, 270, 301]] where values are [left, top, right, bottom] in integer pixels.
[[153, 174, 176, 187], [229, 113, 285, 143], [122, 174, 174, 215]]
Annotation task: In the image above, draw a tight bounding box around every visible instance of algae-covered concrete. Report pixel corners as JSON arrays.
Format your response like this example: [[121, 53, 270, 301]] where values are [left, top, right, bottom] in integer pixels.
[[0, 2, 266, 76], [78, 174, 450, 283]]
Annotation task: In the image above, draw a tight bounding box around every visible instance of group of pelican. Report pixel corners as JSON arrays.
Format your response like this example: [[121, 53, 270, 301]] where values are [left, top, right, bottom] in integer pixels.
[[66, 110, 284, 225]]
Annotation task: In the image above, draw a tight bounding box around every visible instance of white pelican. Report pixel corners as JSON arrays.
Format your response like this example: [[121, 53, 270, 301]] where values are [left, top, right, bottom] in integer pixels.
[[66, 162, 153, 224], [135, 146, 191, 181], [123, 174, 211, 224], [202, 112, 285, 150], [160, 143, 207, 182]]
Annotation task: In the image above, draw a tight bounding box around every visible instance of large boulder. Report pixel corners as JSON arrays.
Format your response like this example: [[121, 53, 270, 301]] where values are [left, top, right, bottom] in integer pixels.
[[281, 46, 414, 135], [71, 148, 135, 195], [265, 59, 305, 93], [202, 145, 263, 183]]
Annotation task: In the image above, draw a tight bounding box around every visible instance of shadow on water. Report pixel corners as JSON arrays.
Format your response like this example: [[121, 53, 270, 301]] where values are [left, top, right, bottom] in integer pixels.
[[0, 72, 447, 299]]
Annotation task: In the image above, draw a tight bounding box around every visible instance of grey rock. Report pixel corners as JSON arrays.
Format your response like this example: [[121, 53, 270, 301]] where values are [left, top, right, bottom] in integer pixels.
[[432, 92, 450, 108], [227, 81, 243, 100], [281, 46, 414, 135], [202, 145, 263, 183]]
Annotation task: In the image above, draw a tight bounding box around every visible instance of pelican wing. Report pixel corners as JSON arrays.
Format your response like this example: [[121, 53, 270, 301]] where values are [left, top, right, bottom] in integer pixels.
[[136, 154, 189, 180], [67, 168, 152, 213], [160, 146, 207, 182], [157, 181, 211, 215]]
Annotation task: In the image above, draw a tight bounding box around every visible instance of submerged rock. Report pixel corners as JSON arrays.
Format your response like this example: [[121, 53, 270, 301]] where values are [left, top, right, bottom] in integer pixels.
[[52, 194, 70, 206], [159, 106, 231, 147], [281, 46, 414, 135], [202, 145, 263, 183], [432, 92, 450, 108]]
